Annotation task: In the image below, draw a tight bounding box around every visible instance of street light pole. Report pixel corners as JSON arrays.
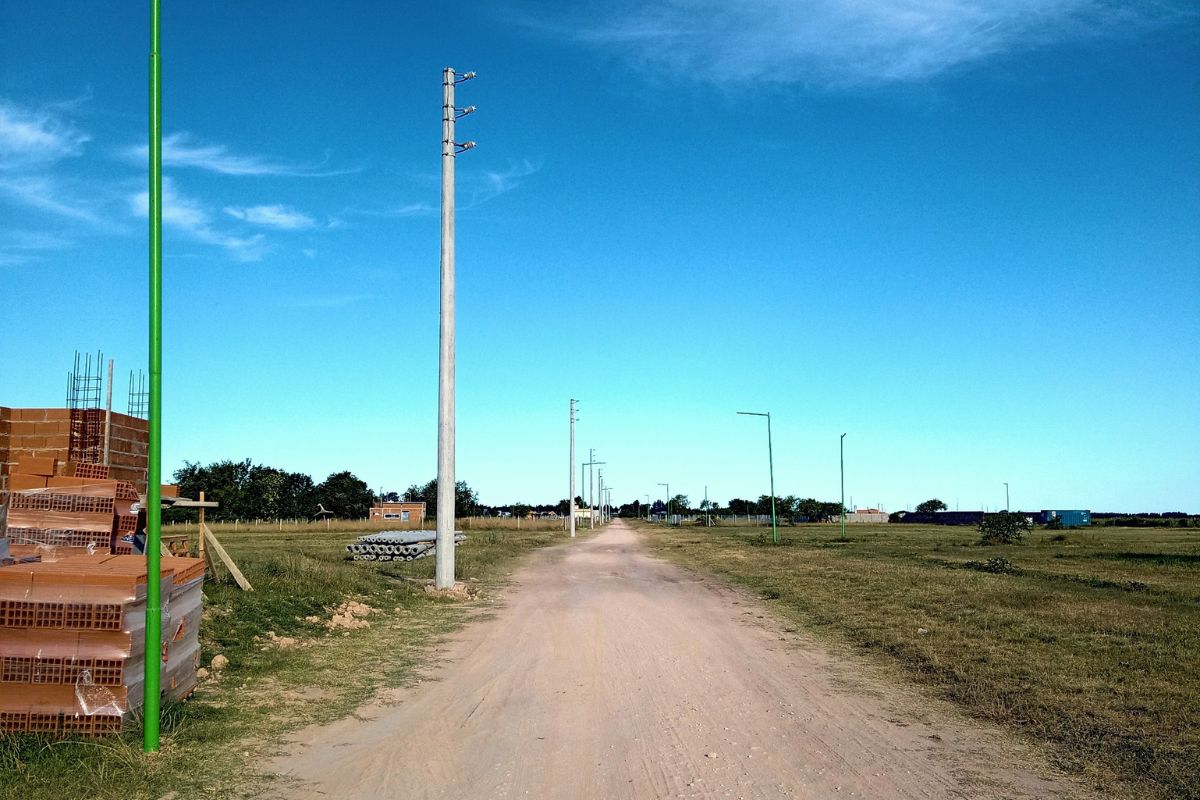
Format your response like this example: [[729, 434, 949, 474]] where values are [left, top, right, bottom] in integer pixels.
[[436, 67, 476, 590], [644, 494, 651, 521], [840, 433, 847, 541], [737, 411, 777, 545], [1004, 482, 1010, 512], [569, 399, 577, 538], [658, 482, 670, 524]]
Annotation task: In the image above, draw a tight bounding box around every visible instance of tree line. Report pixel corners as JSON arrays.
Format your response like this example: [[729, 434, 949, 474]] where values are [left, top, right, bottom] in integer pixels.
[[169, 460, 495, 521], [169, 460, 376, 521], [618, 495, 846, 521]]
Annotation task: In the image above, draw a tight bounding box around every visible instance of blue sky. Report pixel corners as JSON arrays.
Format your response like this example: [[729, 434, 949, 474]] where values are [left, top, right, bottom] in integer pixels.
[[1, 1, 1197, 512]]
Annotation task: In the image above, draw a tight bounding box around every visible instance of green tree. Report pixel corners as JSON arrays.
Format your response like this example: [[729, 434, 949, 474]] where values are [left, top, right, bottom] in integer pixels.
[[277, 472, 317, 520], [916, 498, 948, 514], [403, 478, 480, 517], [316, 471, 374, 518], [977, 511, 1031, 545], [669, 494, 690, 514]]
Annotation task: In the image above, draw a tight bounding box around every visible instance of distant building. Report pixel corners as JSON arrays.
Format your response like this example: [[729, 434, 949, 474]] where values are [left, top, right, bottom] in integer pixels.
[[846, 509, 888, 523], [369, 501, 426, 524]]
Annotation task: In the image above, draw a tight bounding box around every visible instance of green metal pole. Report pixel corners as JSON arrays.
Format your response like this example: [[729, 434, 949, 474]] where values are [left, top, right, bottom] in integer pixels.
[[767, 413, 777, 544], [143, 0, 164, 754], [840, 433, 846, 541]]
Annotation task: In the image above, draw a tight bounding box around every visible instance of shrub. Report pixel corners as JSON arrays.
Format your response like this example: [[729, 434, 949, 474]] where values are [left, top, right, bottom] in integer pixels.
[[977, 512, 1031, 545], [961, 557, 1018, 574]]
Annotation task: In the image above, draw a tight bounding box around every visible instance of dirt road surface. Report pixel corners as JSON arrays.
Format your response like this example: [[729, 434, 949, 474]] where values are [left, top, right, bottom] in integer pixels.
[[272, 521, 1085, 799]]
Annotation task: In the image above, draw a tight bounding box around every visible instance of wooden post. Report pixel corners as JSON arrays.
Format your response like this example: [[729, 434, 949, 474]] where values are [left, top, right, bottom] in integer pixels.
[[202, 523, 252, 591], [198, 491, 206, 560]]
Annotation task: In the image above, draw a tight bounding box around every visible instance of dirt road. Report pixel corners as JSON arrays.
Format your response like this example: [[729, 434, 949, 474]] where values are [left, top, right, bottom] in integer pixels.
[[272, 521, 1083, 799]]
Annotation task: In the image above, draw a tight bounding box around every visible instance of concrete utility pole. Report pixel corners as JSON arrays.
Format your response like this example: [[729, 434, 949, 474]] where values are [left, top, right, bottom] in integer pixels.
[[584, 450, 604, 529], [1004, 482, 1010, 512], [704, 485, 710, 527], [840, 433, 847, 541], [644, 494, 651, 521], [569, 399, 577, 538], [658, 482, 670, 524], [598, 470, 604, 524], [435, 67, 476, 590]]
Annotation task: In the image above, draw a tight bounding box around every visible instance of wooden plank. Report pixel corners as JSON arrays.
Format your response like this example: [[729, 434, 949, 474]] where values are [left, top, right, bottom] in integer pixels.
[[202, 522, 252, 592]]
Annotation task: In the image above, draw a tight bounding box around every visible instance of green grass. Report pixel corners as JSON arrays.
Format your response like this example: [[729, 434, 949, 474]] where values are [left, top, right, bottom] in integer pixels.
[[639, 522, 1200, 800], [1, 524, 571, 800]]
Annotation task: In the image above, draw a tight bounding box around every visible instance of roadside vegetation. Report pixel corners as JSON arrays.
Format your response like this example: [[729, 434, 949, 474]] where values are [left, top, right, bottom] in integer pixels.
[[640, 521, 1199, 800], [1, 524, 570, 800]]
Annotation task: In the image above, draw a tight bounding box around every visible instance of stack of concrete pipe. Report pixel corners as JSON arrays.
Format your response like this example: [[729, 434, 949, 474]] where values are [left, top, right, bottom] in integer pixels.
[[346, 530, 465, 562]]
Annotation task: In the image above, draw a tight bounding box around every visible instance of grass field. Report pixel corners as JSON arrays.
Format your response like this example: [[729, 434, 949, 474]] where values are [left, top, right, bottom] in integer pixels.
[[0, 523, 571, 800], [640, 521, 1199, 800]]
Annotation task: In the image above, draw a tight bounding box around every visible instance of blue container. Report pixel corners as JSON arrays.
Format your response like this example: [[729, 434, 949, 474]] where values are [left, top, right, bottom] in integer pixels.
[[1042, 510, 1091, 527]]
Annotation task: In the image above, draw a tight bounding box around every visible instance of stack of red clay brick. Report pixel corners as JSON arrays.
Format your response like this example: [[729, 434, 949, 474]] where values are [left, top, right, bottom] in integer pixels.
[[0, 554, 204, 736], [2, 456, 141, 558], [0, 407, 149, 495]]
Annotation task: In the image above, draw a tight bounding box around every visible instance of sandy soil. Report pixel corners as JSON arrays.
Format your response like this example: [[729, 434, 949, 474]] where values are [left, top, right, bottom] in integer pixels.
[[271, 521, 1088, 799]]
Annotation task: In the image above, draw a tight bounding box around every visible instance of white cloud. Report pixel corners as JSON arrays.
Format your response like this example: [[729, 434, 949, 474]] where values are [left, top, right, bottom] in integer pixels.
[[537, 1, 1185, 87], [0, 98, 90, 169], [0, 229, 73, 266], [0, 176, 105, 225], [123, 132, 357, 177], [128, 178, 267, 261], [387, 202, 436, 217], [468, 159, 540, 207], [223, 204, 316, 230]]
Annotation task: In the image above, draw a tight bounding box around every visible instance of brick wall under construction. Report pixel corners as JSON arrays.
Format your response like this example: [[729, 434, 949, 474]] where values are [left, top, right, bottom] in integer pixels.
[[0, 408, 148, 495]]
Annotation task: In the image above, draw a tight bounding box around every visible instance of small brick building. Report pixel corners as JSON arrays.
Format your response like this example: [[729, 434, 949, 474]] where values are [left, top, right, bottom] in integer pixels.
[[368, 501, 426, 524], [0, 407, 149, 496]]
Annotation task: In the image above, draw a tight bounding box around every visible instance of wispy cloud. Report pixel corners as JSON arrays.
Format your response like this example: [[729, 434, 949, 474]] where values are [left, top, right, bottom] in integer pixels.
[[122, 132, 358, 177], [0, 96, 114, 228], [0, 176, 106, 226], [467, 159, 540, 207], [342, 201, 436, 220], [223, 204, 316, 230], [0, 98, 90, 169], [529, 1, 1188, 87], [0, 229, 73, 266], [128, 177, 267, 261]]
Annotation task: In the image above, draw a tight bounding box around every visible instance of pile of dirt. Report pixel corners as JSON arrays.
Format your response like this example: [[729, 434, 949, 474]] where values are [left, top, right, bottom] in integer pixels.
[[326, 600, 375, 630], [423, 582, 474, 600], [261, 630, 300, 649]]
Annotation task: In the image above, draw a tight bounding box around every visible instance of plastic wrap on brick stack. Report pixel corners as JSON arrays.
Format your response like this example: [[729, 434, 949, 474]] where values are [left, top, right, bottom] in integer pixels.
[[0, 461, 142, 560], [0, 554, 204, 736]]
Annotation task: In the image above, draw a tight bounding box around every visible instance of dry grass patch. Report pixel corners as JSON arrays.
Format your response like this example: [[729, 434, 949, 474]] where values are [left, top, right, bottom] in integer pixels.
[[641, 522, 1199, 800]]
